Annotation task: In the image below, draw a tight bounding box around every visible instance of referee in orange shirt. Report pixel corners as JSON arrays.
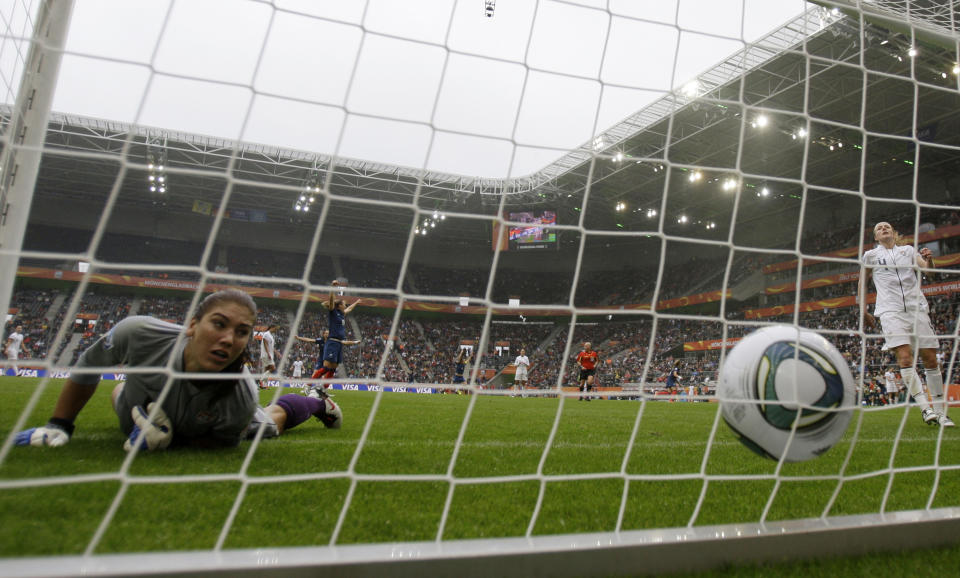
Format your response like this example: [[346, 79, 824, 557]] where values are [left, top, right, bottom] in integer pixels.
[[576, 342, 599, 401]]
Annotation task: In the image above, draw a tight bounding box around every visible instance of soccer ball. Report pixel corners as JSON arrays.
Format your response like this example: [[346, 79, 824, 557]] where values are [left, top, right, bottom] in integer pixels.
[[718, 325, 856, 462]]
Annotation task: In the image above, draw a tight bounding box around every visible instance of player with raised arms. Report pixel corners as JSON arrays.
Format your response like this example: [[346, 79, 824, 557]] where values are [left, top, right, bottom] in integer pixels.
[[452, 347, 471, 390], [860, 221, 953, 427], [310, 281, 361, 386], [15, 289, 341, 451]]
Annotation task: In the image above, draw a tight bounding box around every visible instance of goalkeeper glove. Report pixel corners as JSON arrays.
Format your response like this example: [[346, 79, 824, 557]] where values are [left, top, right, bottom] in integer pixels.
[[123, 403, 173, 452], [14, 418, 74, 447]]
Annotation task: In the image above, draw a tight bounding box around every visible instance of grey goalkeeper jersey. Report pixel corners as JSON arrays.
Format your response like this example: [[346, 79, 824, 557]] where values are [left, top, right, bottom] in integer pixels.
[[71, 316, 259, 447]]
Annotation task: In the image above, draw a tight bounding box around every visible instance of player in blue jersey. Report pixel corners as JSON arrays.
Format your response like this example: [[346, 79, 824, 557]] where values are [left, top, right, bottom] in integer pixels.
[[296, 329, 330, 379], [452, 348, 471, 386], [311, 281, 360, 382]]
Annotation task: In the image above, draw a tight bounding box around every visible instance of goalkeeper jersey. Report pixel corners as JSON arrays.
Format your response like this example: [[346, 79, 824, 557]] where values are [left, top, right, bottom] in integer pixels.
[[70, 316, 258, 447]]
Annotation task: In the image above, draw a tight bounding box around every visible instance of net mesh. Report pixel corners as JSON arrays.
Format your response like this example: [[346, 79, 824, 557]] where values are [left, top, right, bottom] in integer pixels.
[[2, 0, 960, 574]]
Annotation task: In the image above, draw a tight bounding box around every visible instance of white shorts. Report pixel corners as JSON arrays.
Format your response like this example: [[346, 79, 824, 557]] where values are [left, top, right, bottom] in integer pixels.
[[885, 384, 898, 394], [515, 367, 528, 381], [5, 348, 18, 360], [879, 310, 939, 351]]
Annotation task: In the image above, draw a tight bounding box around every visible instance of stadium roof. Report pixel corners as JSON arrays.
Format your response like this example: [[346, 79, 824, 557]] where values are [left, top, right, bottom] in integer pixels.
[[7, 1, 960, 252]]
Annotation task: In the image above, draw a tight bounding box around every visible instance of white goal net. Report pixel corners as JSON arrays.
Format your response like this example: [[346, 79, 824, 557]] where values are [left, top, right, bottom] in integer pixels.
[[2, 0, 960, 576]]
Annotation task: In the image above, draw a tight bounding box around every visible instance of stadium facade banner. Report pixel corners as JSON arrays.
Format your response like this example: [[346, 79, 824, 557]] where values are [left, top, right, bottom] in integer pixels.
[[683, 337, 743, 351], [1, 370, 955, 401], [17, 266, 704, 315], [743, 279, 960, 319], [765, 271, 861, 294], [655, 289, 729, 310], [762, 224, 960, 274], [0, 368, 443, 393], [191, 200, 213, 215], [16, 246, 959, 319]]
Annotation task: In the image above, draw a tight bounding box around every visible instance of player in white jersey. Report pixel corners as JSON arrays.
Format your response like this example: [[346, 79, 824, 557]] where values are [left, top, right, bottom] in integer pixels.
[[513, 348, 530, 395], [257, 325, 278, 388], [883, 367, 900, 405], [860, 221, 953, 427], [291, 359, 305, 382], [4, 324, 24, 374]]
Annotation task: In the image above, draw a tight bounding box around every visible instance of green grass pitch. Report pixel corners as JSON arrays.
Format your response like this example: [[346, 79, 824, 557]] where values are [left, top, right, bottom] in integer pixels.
[[2, 377, 960, 574]]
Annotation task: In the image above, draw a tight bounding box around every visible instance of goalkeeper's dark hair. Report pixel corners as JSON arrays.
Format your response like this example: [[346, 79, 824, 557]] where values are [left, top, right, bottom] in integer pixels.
[[194, 289, 257, 321]]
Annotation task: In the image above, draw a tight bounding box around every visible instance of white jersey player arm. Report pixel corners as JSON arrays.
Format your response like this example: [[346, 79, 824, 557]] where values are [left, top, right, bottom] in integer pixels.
[[859, 251, 877, 329]]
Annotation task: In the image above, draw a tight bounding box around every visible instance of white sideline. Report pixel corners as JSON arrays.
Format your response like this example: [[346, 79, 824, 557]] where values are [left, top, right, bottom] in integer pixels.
[[3, 508, 960, 577]]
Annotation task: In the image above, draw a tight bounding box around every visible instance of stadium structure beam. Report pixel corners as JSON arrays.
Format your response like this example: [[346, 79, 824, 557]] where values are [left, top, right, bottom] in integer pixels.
[[814, 0, 960, 49], [2, 2, 951, 238], [0, 0, 74, 331], [535, 6, 846, 183]]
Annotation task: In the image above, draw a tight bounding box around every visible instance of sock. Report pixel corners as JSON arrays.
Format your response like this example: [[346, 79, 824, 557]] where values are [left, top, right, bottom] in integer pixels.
[[925, 368, 946, 415], [901, 367, 931, 411], [274, 394, 324, 431]]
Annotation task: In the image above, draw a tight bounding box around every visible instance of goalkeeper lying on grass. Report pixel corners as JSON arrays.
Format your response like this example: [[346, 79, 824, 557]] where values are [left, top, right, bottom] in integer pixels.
[[16, 289, 341, 451]]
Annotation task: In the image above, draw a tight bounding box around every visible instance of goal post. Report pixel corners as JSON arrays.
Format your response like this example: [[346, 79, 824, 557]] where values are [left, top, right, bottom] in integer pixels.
[[4, 508, 960, 577], [2, 1, 960, 576], [0, 0, 74, 335]]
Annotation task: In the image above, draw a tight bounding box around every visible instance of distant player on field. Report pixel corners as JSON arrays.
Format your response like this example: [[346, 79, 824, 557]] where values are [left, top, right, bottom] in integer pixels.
[[860, 221, 953, 427], [296, 329, 329, 379], [257, 324, 278, 388], [311, 281, 361, 387], [14, 289, 341, 451], [513, 348, 530, 395], [291, 359, 305, 381], [4, 324, 24, 375], [452, 348, 471, 388], [576, 342, 599, 401], [883, 366, 900, 405], [666, 362, 682, 394]]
